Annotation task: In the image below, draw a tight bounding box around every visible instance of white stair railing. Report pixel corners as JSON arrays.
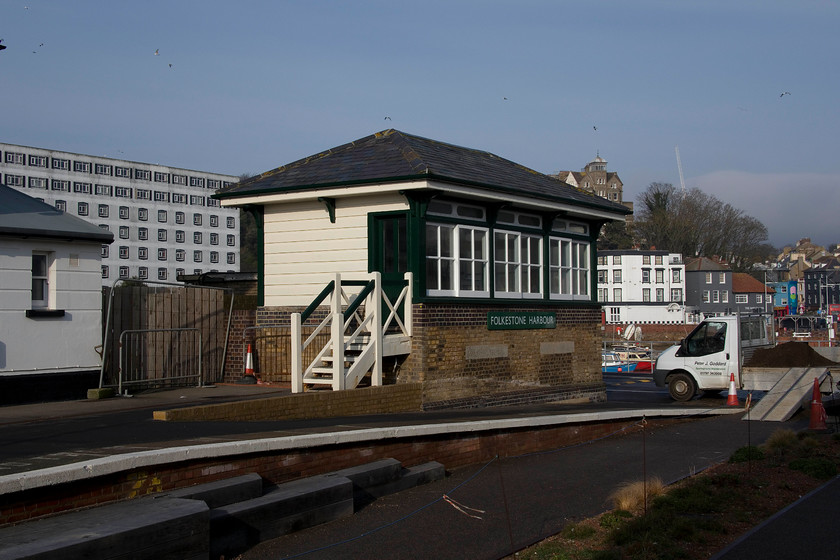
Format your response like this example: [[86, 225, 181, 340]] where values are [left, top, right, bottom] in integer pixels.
[[290, 272, 412, 393]]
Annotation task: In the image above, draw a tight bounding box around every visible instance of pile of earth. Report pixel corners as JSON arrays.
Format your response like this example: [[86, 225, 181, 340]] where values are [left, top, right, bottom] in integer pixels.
[[745, 341, 838, 368]]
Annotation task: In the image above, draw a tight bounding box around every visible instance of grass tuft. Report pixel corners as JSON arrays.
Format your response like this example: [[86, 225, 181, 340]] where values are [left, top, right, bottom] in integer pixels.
[[609, 477, 665, 511]]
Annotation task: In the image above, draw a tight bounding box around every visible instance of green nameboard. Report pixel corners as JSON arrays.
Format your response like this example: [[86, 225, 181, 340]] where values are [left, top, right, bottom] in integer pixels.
[[487, 311, 556, 330]]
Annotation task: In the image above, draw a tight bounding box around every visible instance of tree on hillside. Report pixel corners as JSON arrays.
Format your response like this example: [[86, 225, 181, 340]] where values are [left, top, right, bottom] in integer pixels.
[[598, 219, 635, 250], [634, 182, 770, 272]]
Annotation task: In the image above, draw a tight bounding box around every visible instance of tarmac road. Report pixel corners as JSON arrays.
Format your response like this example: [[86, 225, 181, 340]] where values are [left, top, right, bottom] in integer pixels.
[[237, 413, 791, 560], [0, 377, 817, 560]]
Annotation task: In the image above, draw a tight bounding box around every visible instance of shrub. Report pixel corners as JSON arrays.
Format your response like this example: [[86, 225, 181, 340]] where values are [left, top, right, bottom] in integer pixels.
[[763, 428, 799, 462], [789, 457, 837, 479], [729, 445, 764, 463], [599, 509, 632, 529]]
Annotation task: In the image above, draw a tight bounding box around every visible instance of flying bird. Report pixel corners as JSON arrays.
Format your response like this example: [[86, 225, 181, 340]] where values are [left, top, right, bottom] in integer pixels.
[[780, 91, 791, 97], [384, 116, 391, 120], [503, 97, 509, 100], [154, 49, 159, 56], [168, 63, 173, 68], [0, 40, 5, 52], [593, 125, 597, 131]]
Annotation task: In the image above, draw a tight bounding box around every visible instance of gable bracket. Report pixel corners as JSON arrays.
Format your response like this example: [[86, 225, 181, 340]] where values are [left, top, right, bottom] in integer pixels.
[[318, 197, 336, 223]]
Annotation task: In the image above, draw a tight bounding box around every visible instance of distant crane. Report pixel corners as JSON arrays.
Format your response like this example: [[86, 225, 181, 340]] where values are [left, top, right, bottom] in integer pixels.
[[675, 145, 687, 198]]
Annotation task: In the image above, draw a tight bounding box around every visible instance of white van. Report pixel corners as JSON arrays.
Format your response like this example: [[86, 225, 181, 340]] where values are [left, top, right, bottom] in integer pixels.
[[653, 314, 771, 401]]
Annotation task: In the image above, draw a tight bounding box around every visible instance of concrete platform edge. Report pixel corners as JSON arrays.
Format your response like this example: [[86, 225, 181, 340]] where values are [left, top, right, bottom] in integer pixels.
[[0, 406, 740, 496]]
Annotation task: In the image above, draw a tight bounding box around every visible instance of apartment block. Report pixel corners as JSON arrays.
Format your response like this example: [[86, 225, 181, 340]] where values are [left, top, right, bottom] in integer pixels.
[[0, 143, 240, 284]]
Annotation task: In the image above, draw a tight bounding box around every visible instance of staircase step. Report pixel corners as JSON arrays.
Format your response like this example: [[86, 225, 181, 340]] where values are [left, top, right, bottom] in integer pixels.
[[302, 377, 335, 385]]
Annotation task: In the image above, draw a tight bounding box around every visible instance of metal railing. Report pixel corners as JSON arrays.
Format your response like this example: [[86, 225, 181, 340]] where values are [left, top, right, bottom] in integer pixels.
[[99, 279, 234, 388], [118, 328, 202, 394]]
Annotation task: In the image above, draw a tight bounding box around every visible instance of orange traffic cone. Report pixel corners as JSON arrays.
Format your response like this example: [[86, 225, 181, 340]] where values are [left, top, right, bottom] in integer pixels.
[[245, 344, 255, 376], [726, 373, 740, 406], [809, 377, 827, 431]]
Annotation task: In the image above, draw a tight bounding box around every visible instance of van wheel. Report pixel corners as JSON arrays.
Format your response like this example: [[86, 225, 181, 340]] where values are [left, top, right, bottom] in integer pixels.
[[668, 373, 696, 402]]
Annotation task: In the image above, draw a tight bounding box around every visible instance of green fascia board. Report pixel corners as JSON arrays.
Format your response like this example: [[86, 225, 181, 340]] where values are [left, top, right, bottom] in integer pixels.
[[214, 172, 631, 217]]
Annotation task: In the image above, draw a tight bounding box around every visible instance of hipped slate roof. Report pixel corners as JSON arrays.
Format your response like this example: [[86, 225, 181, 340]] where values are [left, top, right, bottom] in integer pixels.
[[0, 184, 114, 243], [215, 129, 631, 215], [685, 257, 730, 272], [732, 273, 775, 295]]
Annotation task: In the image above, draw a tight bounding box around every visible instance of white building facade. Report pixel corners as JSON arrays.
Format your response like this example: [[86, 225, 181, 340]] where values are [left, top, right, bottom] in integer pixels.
[[0, 185, 113, 386], [0, 143, 240, 285], [597, 249, 686, 324]]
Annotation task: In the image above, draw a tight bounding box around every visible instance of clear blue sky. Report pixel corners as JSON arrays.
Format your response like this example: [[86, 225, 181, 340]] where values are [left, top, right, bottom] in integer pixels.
[[3, 1, 838, 249]]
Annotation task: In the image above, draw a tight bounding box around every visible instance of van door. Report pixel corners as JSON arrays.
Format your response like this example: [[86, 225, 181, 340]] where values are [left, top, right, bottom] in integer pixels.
[[675, 320, 732, 389]]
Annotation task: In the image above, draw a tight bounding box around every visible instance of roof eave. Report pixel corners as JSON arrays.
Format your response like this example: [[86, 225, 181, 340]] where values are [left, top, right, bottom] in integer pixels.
[[215, 171, 632, 218], [0, 228, 114, 244]]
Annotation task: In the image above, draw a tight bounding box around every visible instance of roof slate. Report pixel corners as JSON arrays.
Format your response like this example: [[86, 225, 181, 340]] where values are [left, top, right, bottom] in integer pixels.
[[685, 257, 731, 271], [0, 183, 114, 243], [216, 130, 630, 215], [732, 272, 775, 294]]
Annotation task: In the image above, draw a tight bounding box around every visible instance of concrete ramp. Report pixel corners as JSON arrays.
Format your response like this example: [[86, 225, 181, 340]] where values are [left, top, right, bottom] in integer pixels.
[[745, 367, 829, 422]]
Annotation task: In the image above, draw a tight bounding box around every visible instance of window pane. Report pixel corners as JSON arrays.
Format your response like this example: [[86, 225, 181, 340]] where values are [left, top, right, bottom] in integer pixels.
[[474, 230, 485, 259], [550, 269, 560, 292], [459, 228, 472, 258], [32, 254, 47, 277], [440, 259, 453, 290], [459, 261, 473, 290], [440, 226, 452, 258], [32, 279, 45, 301]]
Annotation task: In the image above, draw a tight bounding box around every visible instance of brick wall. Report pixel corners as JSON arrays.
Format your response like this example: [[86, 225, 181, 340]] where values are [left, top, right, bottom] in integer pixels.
[[242, 302, 608, 408], [224, 309, 257, 382], [401, 303, 606, 408], [154, 383, 423, 421]]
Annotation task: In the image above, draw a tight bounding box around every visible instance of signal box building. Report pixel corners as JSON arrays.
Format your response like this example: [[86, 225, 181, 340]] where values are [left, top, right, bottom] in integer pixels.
[[215, 130, 630, 409]]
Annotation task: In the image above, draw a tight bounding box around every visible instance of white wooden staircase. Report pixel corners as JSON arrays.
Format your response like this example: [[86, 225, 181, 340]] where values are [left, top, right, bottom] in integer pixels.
[[291, 272, 412, 393]]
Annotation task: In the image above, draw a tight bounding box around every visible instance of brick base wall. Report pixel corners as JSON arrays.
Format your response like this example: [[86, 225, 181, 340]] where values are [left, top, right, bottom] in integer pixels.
[[236, 302, 608, 409], [401, 303, 605, 408], [155, 383, 423, 421]]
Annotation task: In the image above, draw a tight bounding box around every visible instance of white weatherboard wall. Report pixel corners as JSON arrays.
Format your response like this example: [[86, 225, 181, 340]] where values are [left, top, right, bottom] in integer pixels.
[[263, 192, 408, 306], [0, 238, 104, 374]]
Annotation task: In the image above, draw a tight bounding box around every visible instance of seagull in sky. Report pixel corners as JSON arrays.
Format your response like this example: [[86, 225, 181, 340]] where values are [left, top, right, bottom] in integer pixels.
[[780, 91, 791, 97]]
